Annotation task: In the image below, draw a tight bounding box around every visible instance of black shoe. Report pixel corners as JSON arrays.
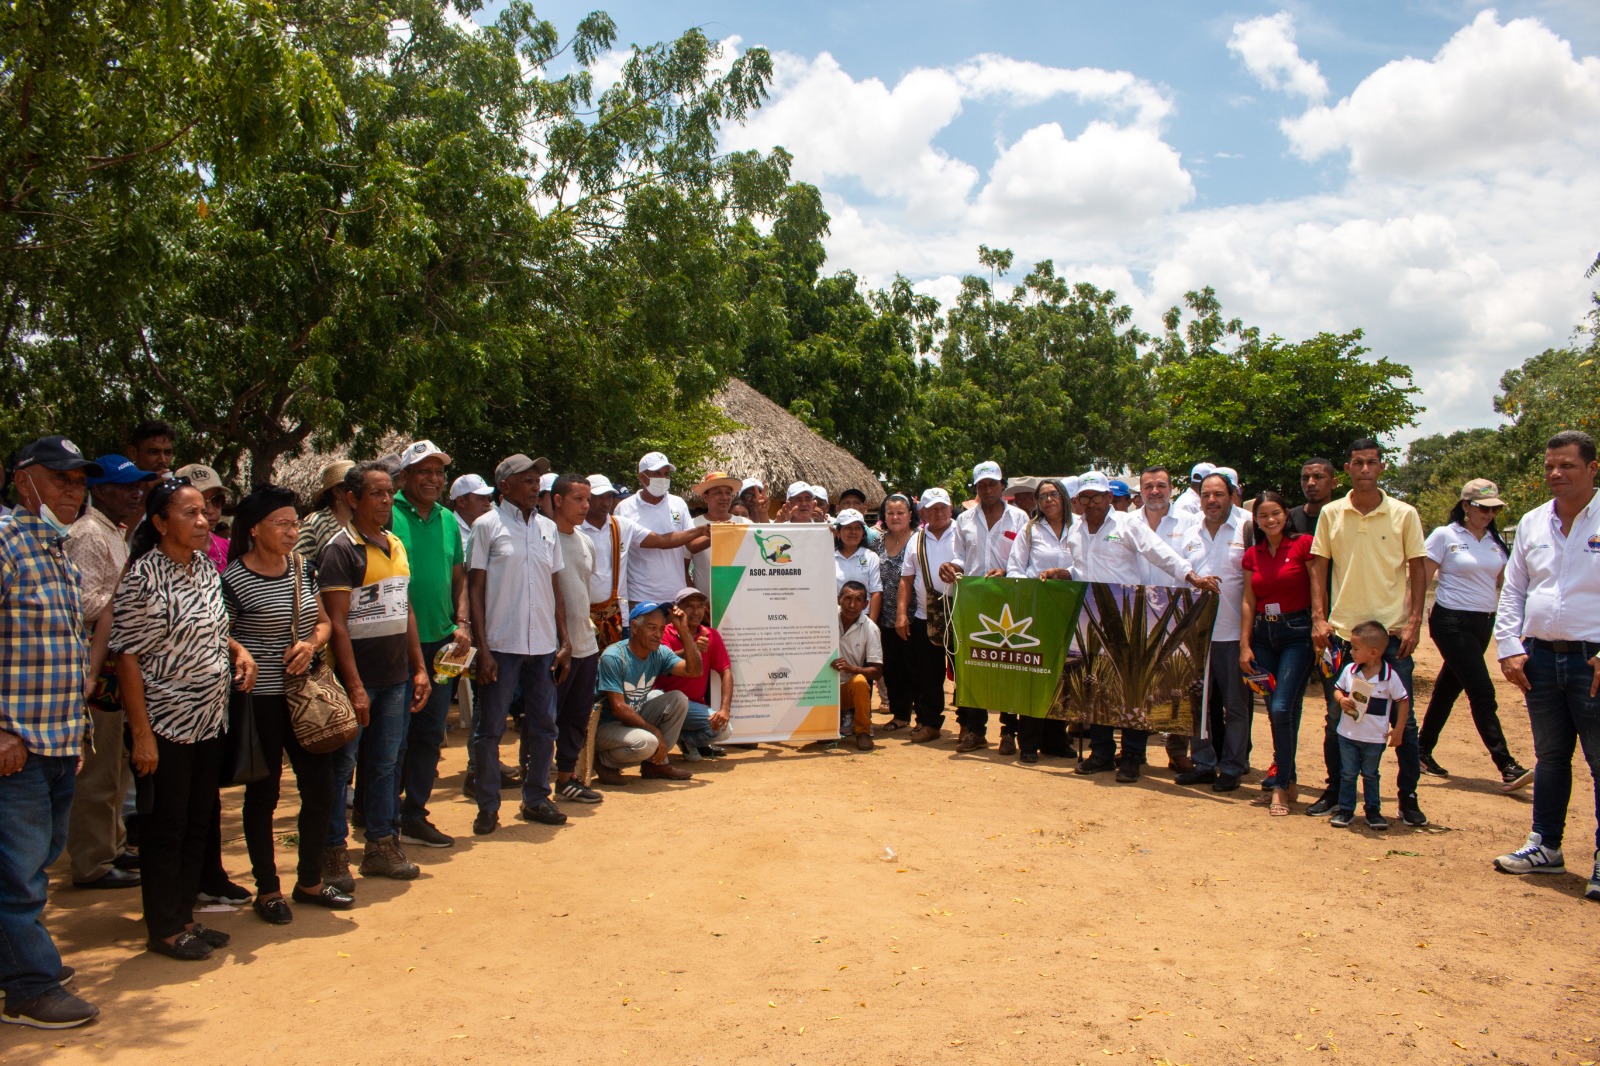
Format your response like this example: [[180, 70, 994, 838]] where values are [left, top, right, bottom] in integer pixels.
[[1329, 809, 1354, 828], [1075, 755, 1115, 775], [517, 800, 568, 826], [1400, 802, 1429, 827], [189, 923, 230, 948], [462, 774, 476, 799], [1500, 762, 1534, 792], [73, 867, 140, 890], [292, 883, 355, 909], [399, 819, 455, 849], [351, 808, 365, 830], [1364, 807, 1390, 830], [147, 930, 212, 961], [998, 734, 1018, 756], [113, 848, 140, 871], [1211, 774, 1241, 793], [0, 986, 99, 1029], [472, 810, 498, 836], [58, 965, 74, 987], [1419, 753, 1449, 777], [1115, 761, 1140, 783], [1306, 792, 1338, 817], [699, 744, 728, 758], [557, 778, 604, 803], [1020, 752, 1040, 764], [196, 879, 252, 906], [253, 895, 294, 925], [1175, 769, 1216, 786], [501, 763, 525, 788]]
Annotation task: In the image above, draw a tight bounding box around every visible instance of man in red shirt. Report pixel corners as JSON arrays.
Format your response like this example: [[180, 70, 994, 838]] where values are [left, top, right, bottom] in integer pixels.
[[655, 588, 732, 759]]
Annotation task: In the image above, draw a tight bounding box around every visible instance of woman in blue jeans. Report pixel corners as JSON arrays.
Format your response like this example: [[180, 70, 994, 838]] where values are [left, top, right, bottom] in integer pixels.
[[1238, 491, 1316, 817]]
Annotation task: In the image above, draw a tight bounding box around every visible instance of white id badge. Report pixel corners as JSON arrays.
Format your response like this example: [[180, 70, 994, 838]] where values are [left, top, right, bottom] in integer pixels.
[[1265, 603, 1282, 616]]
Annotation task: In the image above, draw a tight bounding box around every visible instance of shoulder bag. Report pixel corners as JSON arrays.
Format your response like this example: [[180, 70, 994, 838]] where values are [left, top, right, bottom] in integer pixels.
[[284, 552, 359, 754], [918, 529, 950, 648], [589, 519, 625, 648]]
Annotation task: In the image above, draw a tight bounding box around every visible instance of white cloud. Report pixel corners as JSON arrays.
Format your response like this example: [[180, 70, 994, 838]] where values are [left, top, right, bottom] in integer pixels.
[[1228, 12, 1329, 102], [1283, 11, 1600, 175], [950, 54, 1172, 127]]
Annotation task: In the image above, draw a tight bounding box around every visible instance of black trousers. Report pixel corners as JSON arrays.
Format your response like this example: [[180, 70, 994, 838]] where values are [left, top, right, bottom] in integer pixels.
[[242, 695, 335, 895], [142, 734, 224, 940], [554, 653, 600, 775], [878, 622, 916, 723], [907, 618, 948, 729], [1419, 605, 1513, 770]]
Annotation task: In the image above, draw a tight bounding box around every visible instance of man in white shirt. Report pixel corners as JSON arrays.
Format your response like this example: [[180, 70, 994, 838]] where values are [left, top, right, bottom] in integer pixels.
[[946, 461, 1030, 752], [612, 452, 711, 610], [690, 471, 750, 597], [1171, 462, 1214, 520], [1177, 474, 1253, 791], [449, 474, 494, 555], [738, 478, 772, 523], [467, 453, 572, 836], [581, 475, 703, 642], [1491, 430, 1600, 899], [1132, 465, 1200, 771], [896, 488, 958, 743], [1068, 472, 1219, 782], [549, 474, 605, 806]]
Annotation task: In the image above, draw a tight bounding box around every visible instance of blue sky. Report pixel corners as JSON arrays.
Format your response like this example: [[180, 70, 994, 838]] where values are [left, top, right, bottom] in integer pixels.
[[485, 1, 1600, 441]]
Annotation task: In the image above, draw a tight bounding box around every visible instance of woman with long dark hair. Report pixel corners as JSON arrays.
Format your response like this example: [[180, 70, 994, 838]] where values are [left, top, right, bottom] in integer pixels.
[[1004, 478, 1074, 762], [224, 485, 353, 925], [1237, 489, 1315, 816], [113, 478, 257, 960], [1418, 480, 1530, 791], [875, 495, 916, 731]]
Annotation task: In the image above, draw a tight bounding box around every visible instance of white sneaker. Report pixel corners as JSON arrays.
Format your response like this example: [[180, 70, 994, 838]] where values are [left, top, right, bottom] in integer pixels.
[[1586, 851, 1600, 902], [1493, 832, 1565, 875]]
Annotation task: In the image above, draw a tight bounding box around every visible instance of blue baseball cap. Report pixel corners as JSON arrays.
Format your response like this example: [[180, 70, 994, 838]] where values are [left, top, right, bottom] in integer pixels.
[[1109, 479, 1131, 498], [628, 601, 666, 622], [88, 454, 156, 487]]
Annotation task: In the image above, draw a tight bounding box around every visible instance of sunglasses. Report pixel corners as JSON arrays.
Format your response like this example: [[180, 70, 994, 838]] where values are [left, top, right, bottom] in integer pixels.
[[1469, 502, 1503, 513]]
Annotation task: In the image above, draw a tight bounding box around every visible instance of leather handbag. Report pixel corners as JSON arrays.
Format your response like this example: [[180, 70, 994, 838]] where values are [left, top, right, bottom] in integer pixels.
[[223, 689, 270, 786], [284, 553, 359, 754]]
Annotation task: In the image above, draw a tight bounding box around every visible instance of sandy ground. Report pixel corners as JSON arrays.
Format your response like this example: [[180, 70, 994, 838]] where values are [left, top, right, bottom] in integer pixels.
[[10, 639, 1600, 1065]]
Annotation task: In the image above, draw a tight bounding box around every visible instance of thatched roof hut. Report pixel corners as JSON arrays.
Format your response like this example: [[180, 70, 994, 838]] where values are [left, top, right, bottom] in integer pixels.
[[270, 431, 410, 508], [701, 378, 885, 508]]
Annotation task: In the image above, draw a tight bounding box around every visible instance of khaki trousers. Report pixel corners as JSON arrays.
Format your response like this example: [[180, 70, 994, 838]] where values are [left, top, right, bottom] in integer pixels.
[[67, 708, 130, 882]]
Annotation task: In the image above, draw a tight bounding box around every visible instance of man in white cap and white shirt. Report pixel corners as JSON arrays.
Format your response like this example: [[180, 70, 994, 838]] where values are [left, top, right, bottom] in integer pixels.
[[537, 472, 557, 520], [738, 478, 772, 523], [449, 473, 494, 552], [1171, 462, 1214, 520], [585, 472, 705, 641], [780, 481, 815, 523], [896, 487, 959, 743], [614, 452, 711, 607], [811, 485, 831, 521], [690, 471, 750, 597], [1069, 471, 1220, 782], [945, 461, 1030, 752]]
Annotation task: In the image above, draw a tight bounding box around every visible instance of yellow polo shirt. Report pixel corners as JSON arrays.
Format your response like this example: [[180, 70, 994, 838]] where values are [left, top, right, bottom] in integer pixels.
[[1310, 491, 1425, 639]]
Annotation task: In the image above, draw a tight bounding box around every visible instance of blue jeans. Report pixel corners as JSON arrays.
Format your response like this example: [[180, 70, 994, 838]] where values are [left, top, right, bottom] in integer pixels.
[[0, 754, 74, 1002], [472, 651, 556, 813], [1337, 736, 1385, 812], [1320, 635, 1420, 805], [401, 638, 458, 824], [326, 681, 411, 846], [1524, 642, 1600, 851], [680, 699, 729, 752], [1250, 611, 1315, 788]]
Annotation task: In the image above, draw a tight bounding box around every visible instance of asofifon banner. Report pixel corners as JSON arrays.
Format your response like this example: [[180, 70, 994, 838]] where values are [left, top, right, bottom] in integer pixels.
[[710, 524, 841, 744], [950, 577, 1086, 717]]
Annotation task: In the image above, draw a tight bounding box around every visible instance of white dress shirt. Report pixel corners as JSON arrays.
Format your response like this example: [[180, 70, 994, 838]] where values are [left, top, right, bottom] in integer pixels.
[[469, 501, 564, 656], [1171, 489, 1202, 519], [1067, 511, 1193, 586], [581, 514, 651, 611], [1180, 513, 1250, 642], [1494, 492, 1600, 658], [952, 502, 1030, 576], [613, 491, 692, 605], [901, 523, 957, 620], [1005, 516, 1073, 578], [1130, 506, 1196, 586]]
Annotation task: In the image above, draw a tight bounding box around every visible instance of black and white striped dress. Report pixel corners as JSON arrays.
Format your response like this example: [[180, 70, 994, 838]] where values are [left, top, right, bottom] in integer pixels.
[[222, 557, 320, 696], [111, 549, 232, 743]]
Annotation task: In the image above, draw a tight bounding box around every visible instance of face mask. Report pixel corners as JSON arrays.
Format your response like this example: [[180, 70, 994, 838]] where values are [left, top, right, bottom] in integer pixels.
[[20, 472, 73, 537], [647, 477, 670, 497]]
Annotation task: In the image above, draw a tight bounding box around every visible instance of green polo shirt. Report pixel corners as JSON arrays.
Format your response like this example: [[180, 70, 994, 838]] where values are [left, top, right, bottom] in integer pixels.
[[392, 492, 463, 644]]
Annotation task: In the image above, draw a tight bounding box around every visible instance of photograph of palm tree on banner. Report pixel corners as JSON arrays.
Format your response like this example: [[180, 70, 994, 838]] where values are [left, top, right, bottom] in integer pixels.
[[950, 578, 1087, 717], [1049, 584, 1219, 736]]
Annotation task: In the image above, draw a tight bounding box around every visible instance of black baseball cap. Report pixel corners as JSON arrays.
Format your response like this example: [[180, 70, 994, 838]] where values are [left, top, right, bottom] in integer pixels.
[[14, 436, 104, 478]]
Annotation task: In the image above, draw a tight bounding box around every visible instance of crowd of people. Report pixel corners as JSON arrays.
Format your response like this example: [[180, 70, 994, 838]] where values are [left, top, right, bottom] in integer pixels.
[[1, 420, 1597, 1030]]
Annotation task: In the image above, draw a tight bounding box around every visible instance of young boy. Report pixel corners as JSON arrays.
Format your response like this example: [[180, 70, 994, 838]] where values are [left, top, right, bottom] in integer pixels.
[[835, 581, 883, 752], [1331, 620, 1412, 830]]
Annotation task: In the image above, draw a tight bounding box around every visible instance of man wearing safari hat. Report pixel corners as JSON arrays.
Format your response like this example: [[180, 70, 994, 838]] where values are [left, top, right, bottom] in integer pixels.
[[689, 470, 749, 598], [295, 459, 357, 566]]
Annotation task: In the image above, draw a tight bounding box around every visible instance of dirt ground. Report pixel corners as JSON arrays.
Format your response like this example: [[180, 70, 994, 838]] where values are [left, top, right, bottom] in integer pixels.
[[11, 639, 1600, 1065]]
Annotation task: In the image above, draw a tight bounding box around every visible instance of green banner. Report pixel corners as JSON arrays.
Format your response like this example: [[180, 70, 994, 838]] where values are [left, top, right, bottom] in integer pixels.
[[951, 577, 1086, 717]]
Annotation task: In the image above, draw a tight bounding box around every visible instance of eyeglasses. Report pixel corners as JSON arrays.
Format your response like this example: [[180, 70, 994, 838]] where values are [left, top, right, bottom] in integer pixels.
[[258, 518, 300, 531]]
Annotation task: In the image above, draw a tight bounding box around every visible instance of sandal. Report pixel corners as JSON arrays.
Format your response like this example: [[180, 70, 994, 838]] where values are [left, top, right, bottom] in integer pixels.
[[1269, 788, 1291, 817], [253, 895, 294, 925], [882, 720, 909, 732]]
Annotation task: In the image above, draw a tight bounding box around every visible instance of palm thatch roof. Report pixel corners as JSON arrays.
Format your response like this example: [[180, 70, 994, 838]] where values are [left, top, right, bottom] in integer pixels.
[[270, 431, 410, 508], [700, 378, 885, 508]]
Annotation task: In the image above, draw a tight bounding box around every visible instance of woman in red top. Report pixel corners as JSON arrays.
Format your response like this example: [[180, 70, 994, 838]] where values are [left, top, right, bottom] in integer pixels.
[[1237, 490, 1316, 817]]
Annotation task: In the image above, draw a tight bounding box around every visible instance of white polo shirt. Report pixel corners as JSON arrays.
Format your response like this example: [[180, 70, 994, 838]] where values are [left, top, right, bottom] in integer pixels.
[[1005, 517, 1073, 578], [613, 491, 692, 605], [901, 523, 957, 620], [1171, 489, 1202, 519], [1180, 514, 1250, 642], [690, 514, 751, 597], [1425, 522, 1507, 613], [1494, 491, 1600, 658], [835, 546, 883, 596], [469, 501, 564, 656], [581, 514, 652, 610], [1131, 506, 1196, 586], [952, 502, 1030, 576], [1068, 511, 1193, 587]]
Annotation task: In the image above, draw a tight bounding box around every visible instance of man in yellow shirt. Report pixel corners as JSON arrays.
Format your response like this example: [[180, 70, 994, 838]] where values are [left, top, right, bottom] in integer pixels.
[[1308, 438, 1428, 826]]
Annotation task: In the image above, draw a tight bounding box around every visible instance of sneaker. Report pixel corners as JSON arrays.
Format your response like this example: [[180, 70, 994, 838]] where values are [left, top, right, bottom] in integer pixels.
[[1399, 803, 1429, 828], [1586, 851, 1600, 902], [1493, 832, 1565, 875], [358, 836, 420, 880], [0, 986, 100, 1029], [1364, 807, 1390, 830], [1019, 752, 1039, 764], [557, 778, 604, 803], [1306, 791, 1338, 817], [1075, 754, 1115, 776], [321, 845, 355, 894], [1329, 809, 1354, 828], [472, 810, 498, 835], [516, 800, 569, 826], [1115, 760, 1140, 783], [400, 819, 455, 849], [1419, 753, 1449, 777], [197, 879, 252, 906], [1501, 763, 1534, 793]]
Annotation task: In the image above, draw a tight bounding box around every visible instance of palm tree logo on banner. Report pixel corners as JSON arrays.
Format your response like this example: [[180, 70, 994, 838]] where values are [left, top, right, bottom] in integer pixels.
[[968, 604, 1041, 650]]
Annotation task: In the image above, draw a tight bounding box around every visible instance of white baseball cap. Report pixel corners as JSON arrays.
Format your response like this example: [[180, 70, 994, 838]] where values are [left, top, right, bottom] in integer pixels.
[[587, 474, 618, 496], [811, 484, 829, 502], [833, 508, 865, 527], [787, 481, 814, 501], [740, 477, 764, 494], [971, 460, 1003, 485], [1076, 471, 1113, 495], [637, 451, 673, 474], [449, 474, 492, 500], [919, 487, 952, 509], [539, 472, 557, 493], [1063, 475, 1082, 498], [1214, 466, 1239, 490], [400, 439, 451, 469], [1190, 461, 1216, 482]]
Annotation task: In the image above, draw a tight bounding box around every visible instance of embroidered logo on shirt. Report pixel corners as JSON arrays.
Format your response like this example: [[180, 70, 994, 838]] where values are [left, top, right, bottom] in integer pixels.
[[1587, 534, 1600, 554]]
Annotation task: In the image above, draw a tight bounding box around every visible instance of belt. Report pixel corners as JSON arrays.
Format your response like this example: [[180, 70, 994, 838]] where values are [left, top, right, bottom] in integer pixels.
[[1527, 637, 1600, 658], [1259, 607, 1311, 623]]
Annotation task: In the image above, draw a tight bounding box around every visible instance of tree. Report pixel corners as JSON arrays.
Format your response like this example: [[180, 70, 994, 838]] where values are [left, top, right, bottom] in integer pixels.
[[1384, 427, 1509, 528]]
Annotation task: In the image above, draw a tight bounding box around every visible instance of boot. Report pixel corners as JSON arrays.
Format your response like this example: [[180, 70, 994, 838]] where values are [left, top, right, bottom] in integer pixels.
[[358, 836, 420, 880], [321, 844, 355, 894]]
